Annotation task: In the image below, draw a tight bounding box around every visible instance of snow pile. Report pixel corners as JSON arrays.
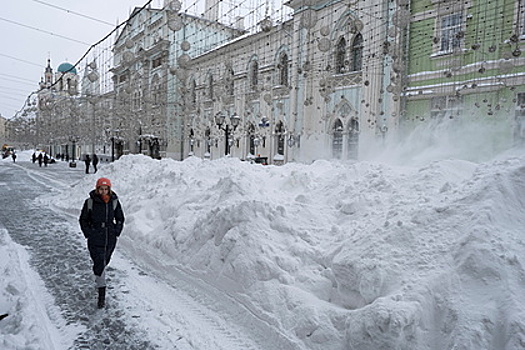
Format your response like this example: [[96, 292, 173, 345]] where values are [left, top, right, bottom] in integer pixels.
[[55, 146, 525, 349], [0, 228, 74, 349]]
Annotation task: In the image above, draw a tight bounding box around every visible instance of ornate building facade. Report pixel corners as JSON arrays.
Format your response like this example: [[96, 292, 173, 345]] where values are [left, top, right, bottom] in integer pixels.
[[15, 0, 523, 162], [182, 0, 401, 163], [110, 4, 245, 160]]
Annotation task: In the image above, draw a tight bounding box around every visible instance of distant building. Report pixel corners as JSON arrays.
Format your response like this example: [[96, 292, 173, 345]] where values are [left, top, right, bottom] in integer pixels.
[[37, 59, 80, 158]]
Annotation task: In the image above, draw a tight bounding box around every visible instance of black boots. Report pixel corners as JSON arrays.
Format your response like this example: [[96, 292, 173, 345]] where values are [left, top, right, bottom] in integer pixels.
[[97, 287, 106, 309]]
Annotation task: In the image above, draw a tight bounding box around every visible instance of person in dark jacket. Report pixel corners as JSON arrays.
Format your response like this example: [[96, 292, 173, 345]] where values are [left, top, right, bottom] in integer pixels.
[[79, 177, 125, 308], [84, 154, 91, 174], [92, 153, 99, 173]]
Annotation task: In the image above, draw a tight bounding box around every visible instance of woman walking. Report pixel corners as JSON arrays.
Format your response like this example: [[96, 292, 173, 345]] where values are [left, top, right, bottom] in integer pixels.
[[79, 177, 125, 308]]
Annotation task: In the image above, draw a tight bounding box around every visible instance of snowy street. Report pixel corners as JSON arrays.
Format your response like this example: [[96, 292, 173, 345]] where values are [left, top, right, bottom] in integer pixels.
[[0, 159, 294, 350]]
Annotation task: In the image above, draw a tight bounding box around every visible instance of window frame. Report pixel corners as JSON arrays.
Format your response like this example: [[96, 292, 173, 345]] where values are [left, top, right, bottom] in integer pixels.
[[335, 37, 346, 74], [437, 13, 464, 54], [351, 33, 363, 72], [278, 53, 289, 86], [250, 60, 259, 91]]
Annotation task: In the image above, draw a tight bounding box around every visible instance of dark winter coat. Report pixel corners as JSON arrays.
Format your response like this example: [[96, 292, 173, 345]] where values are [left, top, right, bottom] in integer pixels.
[[79, 190, 125, 248]]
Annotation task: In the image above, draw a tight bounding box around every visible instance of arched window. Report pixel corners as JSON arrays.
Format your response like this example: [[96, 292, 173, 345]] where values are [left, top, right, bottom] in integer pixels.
[[347, 117, 359, 160], [278, 53, 288, 86], [351, 33, 363, 72], [336, 37, 346, 73], [333, 119, 343, 159], [250, 60, 259, 91]]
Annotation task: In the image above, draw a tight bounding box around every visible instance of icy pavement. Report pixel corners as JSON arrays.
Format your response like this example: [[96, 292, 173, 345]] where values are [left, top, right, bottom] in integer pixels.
[[0, 162, 156, 349], [0, 160, 292, 350]]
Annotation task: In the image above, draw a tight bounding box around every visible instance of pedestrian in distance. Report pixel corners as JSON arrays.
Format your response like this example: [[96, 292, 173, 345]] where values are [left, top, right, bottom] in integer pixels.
[[43, 154, 49, 167], [37, 153, 43, 167], [11, 152, 16, 163], [84, 154, 91, 174], [32, 152, 36, 163], [79, 178, 125, 309], [92, 153, 99, 173]]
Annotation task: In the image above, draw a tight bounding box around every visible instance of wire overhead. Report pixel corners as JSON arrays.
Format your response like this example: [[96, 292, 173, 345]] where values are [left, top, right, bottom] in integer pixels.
[[0, 16, 91, 46], [31, 0, 115, 27]]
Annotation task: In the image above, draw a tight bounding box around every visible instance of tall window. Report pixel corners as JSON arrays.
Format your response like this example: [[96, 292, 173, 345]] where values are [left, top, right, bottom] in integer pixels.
[[335, 37, 346, 73], [440, 13, 463, 52], [351, 33, 363, 71], [250, 60, 259, 90], [333, 119, 343, 159], [278, 54, 288, 86], [347, 117, 359, 160]]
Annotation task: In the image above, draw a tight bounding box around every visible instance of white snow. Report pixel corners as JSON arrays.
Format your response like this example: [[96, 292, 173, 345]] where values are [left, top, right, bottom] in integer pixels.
[[1, 119, 525, 349]]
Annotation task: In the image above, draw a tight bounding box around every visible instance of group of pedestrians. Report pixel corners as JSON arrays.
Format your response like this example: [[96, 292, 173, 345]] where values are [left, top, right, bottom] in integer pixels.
[[28, 151, 102, 174], [84, 154, 99, 174], [31, 152, 51, 167]]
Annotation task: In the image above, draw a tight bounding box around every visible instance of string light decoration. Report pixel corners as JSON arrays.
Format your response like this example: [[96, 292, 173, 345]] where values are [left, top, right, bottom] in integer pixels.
[[9, 0, 524, 162]]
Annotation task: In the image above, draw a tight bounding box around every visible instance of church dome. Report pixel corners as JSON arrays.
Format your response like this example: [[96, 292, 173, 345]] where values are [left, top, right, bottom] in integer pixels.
[[57, 62, 77, 74]]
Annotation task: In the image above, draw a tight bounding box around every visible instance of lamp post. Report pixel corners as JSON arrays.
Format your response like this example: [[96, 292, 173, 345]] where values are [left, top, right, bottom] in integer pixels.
[[215, 113, 241, 156], [68, 135, 78, 167]]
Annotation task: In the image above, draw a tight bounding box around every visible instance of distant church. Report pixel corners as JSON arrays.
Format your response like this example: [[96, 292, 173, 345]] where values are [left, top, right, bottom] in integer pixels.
[[39, 59, 79, 96]]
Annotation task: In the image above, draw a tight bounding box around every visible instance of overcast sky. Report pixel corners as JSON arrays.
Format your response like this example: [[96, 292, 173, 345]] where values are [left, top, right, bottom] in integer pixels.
[[0, 0, 160, 119]]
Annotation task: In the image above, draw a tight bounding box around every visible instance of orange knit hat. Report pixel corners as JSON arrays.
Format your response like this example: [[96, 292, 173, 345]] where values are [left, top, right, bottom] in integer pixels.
[[96, 177, 111, 188]]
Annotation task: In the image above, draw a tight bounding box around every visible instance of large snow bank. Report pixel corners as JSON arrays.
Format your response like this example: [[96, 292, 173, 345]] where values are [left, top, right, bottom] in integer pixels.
[[56, 146, 525, 349]]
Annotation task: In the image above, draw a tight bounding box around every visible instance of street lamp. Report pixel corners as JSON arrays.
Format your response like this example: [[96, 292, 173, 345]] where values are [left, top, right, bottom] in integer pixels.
[[68, 135, 78, 167], [215, 113, 241, 156]]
